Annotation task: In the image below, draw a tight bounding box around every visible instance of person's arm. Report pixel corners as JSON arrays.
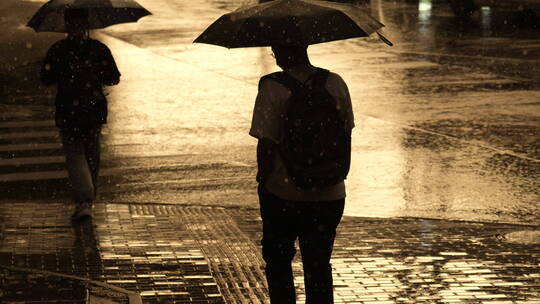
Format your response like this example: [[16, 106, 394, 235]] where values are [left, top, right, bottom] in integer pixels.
[[249, 77, 282, 184], [99, 44, 121, 86], [256, 138, 276, 183], [334, 73, 354, 176], [343, 128, 352, 177], [40, 44, 59, 86]]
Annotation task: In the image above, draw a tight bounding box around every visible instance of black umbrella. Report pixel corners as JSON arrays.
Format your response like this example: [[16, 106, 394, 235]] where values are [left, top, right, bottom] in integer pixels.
[[27, 0, 151, 33], [194, 0, 392, 48]]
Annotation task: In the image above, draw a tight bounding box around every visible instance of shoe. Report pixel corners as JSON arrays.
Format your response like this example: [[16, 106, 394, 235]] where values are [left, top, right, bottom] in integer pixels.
[[72, 202, 92, 221]]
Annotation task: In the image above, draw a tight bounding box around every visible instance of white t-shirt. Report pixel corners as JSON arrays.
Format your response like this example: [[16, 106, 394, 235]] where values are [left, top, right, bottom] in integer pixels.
[[249, 69, 355, 201]]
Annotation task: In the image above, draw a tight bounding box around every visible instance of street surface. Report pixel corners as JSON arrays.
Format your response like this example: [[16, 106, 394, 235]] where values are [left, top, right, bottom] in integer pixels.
[[2, 202, 540, 303], [2, 0, 538, 224], [1, 0, 540, 303]]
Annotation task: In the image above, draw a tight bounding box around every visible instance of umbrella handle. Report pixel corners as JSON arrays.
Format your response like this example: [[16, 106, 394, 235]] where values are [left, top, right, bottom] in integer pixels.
[[376, 31, 393, 46]]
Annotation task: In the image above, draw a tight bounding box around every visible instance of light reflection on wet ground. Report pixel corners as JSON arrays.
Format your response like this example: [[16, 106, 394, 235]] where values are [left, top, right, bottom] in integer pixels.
[[2, 0, 540, 303], [1, 0, 538, 224], [91, 0, 540, 224], [1, 0, 539, 221], [346, 115, 539, 223], [1, 202, 539, 303]]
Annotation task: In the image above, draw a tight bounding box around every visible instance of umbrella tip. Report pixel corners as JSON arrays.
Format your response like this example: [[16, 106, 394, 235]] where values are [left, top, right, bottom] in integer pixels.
[[376, 31, 393, 47]]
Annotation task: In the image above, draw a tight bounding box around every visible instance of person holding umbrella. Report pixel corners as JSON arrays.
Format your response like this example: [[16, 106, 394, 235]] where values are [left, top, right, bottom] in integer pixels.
[[252, 43, 354, 304], [195, 0, 392, 302], [40, 9, 119, 221], [30, 0, 150, 221]]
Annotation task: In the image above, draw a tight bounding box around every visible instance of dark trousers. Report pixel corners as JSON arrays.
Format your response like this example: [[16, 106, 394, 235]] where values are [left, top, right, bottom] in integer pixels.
[[258, 184, 345, 304], [60, 128, 101, 205]]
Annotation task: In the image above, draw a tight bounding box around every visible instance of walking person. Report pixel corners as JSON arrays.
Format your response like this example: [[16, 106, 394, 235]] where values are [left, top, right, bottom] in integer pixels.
[[40, 9, 121, 220], [193, 1, 391, 301], [249, 44, 354, 303]]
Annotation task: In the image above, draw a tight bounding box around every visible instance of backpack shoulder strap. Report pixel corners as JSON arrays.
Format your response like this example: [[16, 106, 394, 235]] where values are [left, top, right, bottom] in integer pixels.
[[259, 69, 329, 92], [259, 71, 306, 92], [312, 68, 330, 88], [275, 72, 306, 91], [258, 72, 281, 90]]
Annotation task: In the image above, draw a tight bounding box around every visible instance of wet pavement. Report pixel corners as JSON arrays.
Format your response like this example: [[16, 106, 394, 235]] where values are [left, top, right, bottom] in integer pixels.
[[1, 0, 540, 302], [1, 0, 539, 223], [1, 201, 540, 303]]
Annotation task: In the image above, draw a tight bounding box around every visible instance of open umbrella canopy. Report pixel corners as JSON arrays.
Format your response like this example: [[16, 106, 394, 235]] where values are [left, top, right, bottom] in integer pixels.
[[27, 0, 151, 32], [194, 0, 392, 48]]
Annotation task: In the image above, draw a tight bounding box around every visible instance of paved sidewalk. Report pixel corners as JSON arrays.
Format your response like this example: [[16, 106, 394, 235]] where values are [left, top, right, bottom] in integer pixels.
[[1, 201, 540, 304]]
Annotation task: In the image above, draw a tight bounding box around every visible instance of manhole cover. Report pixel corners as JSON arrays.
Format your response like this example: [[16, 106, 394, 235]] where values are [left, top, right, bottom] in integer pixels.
[[503, 230, 540, 245]]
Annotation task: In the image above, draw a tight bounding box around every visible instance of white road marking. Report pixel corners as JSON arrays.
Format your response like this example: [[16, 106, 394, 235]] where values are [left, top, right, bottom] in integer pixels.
[[0, 170, 67, 182], [0, 131, 58, 139], [0, 143, 61, 152], [0, 162, 253, 182], [118, 176, 252, 186], [0, 120, 55, 128], [0, 156, 64, 166]]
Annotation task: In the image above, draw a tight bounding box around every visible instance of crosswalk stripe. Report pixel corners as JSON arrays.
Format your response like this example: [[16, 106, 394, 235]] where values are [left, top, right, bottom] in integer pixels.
[[0, 170, 68, 182], [0, 156, 64, 166], [118, 176, 252, 186], [0, 143, 62, 152], [0, 170, 254, 183], [0, 131, 58, 139], [414, 79, 518, 85], [0, 121, 55, 128], [0, 162, 252, 182]]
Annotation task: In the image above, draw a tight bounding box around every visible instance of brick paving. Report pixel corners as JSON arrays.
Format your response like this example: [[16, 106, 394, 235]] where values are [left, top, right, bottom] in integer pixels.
[[1, 202, 540, 303]]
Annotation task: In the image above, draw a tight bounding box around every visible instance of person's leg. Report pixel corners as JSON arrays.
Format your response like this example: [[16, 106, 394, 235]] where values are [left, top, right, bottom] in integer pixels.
[[83, 127, 101, 196], [258, 184, 299, 304], [298, 199, 345, 304], [61, 129, 95, 218]]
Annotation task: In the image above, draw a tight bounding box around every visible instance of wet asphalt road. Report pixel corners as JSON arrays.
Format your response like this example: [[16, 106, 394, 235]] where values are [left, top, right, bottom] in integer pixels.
[[0, 0, 539, 224]]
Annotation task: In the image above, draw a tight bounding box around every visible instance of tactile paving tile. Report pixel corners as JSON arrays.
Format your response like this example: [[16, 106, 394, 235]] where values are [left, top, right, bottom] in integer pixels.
[[1, 202, 540, 303]]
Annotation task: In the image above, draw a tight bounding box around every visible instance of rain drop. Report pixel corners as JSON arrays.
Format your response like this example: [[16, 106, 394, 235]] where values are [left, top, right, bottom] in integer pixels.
[[26, 42, 32, 49]]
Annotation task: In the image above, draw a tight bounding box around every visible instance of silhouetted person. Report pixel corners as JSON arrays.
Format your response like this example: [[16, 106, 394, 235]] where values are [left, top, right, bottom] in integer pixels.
[[250, 45, 354, 304], [41, 9, 120, 221]]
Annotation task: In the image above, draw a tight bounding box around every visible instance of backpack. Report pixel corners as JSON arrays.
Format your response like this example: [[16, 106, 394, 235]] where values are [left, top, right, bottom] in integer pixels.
[[263, 68, 351, 190]]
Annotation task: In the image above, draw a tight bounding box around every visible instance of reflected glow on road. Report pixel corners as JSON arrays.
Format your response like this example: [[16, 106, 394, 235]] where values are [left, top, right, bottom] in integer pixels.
[[418, 0, 432, 12], [481, 7, 493, 37], [92, 0, 540, 225], [345, 117, 407, 217]]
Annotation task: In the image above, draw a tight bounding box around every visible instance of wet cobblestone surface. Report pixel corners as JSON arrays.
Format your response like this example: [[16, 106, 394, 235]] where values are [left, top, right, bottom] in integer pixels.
[[0, 267, 87, 303], [1, 202, 540, 303]]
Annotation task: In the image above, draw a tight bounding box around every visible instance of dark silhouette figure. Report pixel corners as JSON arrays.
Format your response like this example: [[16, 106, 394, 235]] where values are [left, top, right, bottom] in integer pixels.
[[250, 45, 354, 304], [41, 9, 120, 221]]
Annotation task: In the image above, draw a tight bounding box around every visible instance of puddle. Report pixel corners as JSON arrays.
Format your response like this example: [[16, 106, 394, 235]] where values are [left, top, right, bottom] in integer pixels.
[[503, 230, 540, 245]]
